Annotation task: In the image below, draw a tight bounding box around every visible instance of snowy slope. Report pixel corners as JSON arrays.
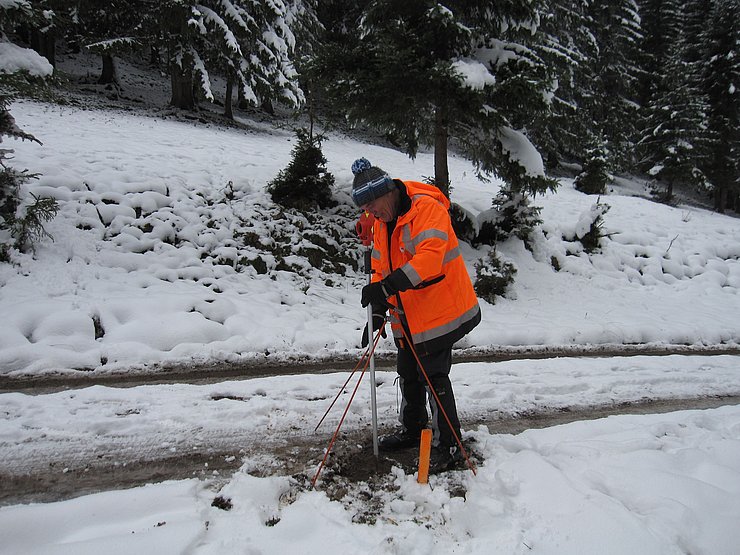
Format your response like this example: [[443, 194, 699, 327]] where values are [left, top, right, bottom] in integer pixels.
[[2, 99, 739, 379]]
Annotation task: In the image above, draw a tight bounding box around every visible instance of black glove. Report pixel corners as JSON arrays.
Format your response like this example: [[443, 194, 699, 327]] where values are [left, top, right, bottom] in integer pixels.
[[384, 268, 413, 294], [361, 280, 395, 308], [361, 313, 387, 348]]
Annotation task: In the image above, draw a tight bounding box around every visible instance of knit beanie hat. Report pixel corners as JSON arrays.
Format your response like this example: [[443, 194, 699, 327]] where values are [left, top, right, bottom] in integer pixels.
[[351, 158, 395, 207]]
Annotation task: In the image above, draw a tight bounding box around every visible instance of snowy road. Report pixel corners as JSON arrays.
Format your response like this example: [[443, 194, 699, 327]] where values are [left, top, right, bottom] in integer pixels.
[[2, 392, 737, 507], [2, 343, 738, 394], [2, 353, 740, 506]]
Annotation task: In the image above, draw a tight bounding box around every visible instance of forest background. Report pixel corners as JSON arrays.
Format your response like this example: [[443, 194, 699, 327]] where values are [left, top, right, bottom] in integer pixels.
[[1, 0, 738, 259]]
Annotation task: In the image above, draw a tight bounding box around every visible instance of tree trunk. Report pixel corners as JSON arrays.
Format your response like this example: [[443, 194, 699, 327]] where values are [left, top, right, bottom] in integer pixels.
[[224, 76, 234, 120], [98, 54, 117, 85], [149, 46, 161, 67], [714, 185, 727, 213], [305, 80, 315, 140], [170, 63, 196, 110], [434, 106, 450, 198]]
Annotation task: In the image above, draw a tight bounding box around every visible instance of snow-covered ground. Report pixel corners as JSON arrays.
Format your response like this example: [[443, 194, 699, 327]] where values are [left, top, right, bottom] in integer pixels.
[[1, 369, 739, 554], [2, 100, 739, 379], [1, 96, 740, 553]]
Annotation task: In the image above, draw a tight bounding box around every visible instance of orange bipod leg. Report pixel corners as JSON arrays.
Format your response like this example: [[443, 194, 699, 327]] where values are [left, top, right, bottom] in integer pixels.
[[311, 326, 385, 489], [417, 429, 432, 484], [314, 316, 388, 434]]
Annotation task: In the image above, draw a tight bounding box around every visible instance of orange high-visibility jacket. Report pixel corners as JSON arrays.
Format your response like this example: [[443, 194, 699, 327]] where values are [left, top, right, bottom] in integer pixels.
[[371, 180, 481, 354]]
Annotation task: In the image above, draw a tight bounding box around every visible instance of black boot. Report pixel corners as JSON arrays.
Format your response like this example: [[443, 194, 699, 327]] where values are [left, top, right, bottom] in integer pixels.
[[378, 428, 421, 450], [429, 444, 464, 474]]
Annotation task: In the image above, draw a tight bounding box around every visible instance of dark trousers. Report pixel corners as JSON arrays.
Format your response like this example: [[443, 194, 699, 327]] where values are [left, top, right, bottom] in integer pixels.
[[396, 345, 461, 448]]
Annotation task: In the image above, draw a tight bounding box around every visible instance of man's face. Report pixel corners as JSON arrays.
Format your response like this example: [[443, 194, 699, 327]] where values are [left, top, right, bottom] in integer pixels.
[[361, 190, 398, 222]]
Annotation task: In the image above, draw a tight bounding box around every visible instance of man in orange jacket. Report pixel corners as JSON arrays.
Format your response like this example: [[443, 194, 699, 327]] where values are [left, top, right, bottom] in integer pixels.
[[351, 157, 481, 473]]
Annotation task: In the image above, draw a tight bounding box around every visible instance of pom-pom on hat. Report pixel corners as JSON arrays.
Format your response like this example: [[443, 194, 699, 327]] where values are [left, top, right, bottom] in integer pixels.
[[351, 158, 394, 207]]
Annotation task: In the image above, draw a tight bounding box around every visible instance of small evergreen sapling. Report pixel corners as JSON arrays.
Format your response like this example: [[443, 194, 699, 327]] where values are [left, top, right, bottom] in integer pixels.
[[574, 198, 611, 253], [0, 165, 56, 258], [267, 128, 335, 211], [551, 198, 611, 271], [473, 249, 517, 305], [574, 141, 610, 195], [475, 187, 542, 246]]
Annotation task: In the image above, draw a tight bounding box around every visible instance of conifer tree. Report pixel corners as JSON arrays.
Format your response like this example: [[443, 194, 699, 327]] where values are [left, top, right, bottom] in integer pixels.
[[17, 0, 63, 68], [0, 2, 58, 261], [530, 0, 595, 169], [281, 0, 322, 125], [702, 0, 739, 212], [586, 0, 643, 170], [637, 0, 709, 202], [148, 1, 305, 112], [316, 0, 556, 198], [682, 0, 713, 69], [67, 0, 143, 86], [637, 0, 672, 107], [267, 128, 335, 210], [638, 63, 708, 202], [575, 135, 610, 195]]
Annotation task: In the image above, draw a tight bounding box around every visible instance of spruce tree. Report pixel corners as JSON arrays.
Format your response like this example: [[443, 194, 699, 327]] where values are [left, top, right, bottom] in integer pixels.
[[586, 0, 643, 170], [682, 0, 714, 68], [145, 0, 306, 112], [575, 135, 610, 195], [0, 3, 58, 261], [19, 0, 64, 68], [637, 0, 709, 202], [702, 0, 739, 212], [267, 128, 335, 210], [315, 0, 556, 198], [284, 0, 323, 127], [530, 0, 596, 170], [637, 0, 673, 107], [67, 0, 143, 86]]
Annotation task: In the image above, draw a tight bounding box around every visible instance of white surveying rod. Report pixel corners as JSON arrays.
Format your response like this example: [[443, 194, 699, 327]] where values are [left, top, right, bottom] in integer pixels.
[[365, 245, 379, 458]]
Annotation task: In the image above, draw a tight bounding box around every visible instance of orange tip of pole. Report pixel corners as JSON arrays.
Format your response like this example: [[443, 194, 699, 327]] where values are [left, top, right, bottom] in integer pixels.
[[417, 429, 432, 484]]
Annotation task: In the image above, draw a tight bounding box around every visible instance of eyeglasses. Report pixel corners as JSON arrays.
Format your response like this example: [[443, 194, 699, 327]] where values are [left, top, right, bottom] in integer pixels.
[[351, 175, 393, 207]]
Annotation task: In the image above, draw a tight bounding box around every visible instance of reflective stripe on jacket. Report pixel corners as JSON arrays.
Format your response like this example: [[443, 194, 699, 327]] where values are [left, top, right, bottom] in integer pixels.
[[371, 180, 481, 354]]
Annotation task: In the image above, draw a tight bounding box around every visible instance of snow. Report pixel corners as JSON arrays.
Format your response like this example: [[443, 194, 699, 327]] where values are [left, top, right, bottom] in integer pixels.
[[4, 101, 739, 378], [0, 0, 30, 11], [0, 41, 54, 77], [1, 98, 740, 553], [451, 58, 496, 90], [498, 126, 546, 177], [2, 383, 739, 553]]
